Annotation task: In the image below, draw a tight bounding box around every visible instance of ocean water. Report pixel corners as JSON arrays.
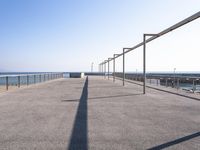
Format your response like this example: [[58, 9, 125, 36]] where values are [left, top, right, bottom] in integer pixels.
[[1, 72, 199, 92], [0, 72, 68, 86]]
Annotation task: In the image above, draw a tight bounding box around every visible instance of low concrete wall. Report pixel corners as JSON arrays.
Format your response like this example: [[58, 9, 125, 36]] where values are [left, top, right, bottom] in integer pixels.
[[69, 73, 85, 78]]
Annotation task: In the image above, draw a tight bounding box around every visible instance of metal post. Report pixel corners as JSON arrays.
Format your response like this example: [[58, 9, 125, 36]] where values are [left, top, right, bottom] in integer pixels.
[[104, 62, 106, 79], [27, 75, 29, 86], [40, 75, 42, 82], [6, 76, 8, 91], [143, 34, 146, 94], [99, 64, 100, 73], [123, 49, 125, 86], [91, 62, 94, 72], [108, 59, 110, 80], [143, 34, 159, 94], [192, 79, 196, 93], [18, 76, 20, 88], [177, 78, 180, 89], [101, 64, 103, 77], [173, 68, 176, 88], [136, 69, 138, 81], [34, 75, 36, 84], [122, 48, 131, 86], [113, 54, 115, 82]]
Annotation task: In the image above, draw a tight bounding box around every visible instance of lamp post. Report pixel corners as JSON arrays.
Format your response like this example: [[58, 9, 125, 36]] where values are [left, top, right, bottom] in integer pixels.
[[173, 68, 176, 88], [143, 34, 159, 94], [91, 62, 94, 73]]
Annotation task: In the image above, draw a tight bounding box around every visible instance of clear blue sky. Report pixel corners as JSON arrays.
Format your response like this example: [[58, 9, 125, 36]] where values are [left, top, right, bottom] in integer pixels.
[[0, 0, 199, 72]]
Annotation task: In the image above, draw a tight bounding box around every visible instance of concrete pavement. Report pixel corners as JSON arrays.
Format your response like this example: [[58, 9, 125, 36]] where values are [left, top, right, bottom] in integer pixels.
[[0, 76, 199, 150]]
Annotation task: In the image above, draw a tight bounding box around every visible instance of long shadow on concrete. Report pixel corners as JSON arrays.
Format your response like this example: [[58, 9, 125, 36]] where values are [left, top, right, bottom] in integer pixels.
[[62, 93, 142, 102], [147, 131, 200, 150], [67, 77, 88, 150], [116, 77, 200, 101]]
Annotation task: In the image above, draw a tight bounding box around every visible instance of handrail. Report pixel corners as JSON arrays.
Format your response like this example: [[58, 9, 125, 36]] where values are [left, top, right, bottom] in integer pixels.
[[104, 11, 200, 61], [0, 73, 64, 91]]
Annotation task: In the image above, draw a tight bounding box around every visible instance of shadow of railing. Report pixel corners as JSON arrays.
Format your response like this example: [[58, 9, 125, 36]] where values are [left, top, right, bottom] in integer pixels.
[[115, 77, 200, 102], [67, 77, 88, 150], [62, 93, 142, 102], [147, 131, 200, 150]]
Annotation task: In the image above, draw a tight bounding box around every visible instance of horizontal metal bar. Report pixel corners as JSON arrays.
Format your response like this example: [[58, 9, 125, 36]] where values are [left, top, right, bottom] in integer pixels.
[[102, 11, 200, 61], [144, 34, 159, 36]]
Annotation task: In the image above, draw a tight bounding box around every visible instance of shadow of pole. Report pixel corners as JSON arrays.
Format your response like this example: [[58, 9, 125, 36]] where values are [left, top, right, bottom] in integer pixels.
[[67, 77, 88, 150], [147, 131, 200, 150], [62, 93, 142, 102]]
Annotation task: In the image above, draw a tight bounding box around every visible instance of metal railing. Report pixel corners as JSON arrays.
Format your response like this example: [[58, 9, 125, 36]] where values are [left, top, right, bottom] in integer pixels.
[[0, 73, 63, 92], [114, 73, 200, 93], [99, 11, 200, 94]]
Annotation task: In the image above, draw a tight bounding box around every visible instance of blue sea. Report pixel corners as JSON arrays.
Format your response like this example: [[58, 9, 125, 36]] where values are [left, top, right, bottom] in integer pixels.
[[0, 72, 200, 92], [0, 72, 69, 86]]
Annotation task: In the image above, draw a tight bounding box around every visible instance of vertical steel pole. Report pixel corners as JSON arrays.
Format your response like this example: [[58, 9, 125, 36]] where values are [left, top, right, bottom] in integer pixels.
[[192, 79, 195, 93], [173, 68, 176, 88], [34, 75, 36, 84], [27, 75, 29, 86], [101, 64, 103, 77], [177, 78, 179, 89], [6, 76, 8, 91], [40, 74, 42, 82], [99, 64, 100, 73], [136, 69, 138, 81], [102, 63, 104, 78], [103, 63, 104, 78], [108, 59, 110, 80], [102, 64, 104, 78], [143, 34, 146, 94], [104, 62, 106, 79], [113, 54, 115, 82], [18, 76, 20, 88], [91, 62, 94, 73], [123, 49, 125, 86]]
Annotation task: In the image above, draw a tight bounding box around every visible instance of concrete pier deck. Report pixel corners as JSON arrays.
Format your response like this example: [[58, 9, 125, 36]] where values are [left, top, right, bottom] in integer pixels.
[[0, 76, 199, 150]]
